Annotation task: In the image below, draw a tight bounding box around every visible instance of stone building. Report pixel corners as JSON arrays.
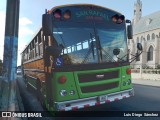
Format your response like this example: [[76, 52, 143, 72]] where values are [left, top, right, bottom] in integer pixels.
[[128, 0, 160, 69]]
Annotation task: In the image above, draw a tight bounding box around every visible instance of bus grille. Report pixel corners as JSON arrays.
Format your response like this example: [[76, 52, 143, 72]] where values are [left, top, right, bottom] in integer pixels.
[[77, 70, 119, 93], [78, 71, 119, 83], [81, 82, 119, 93]]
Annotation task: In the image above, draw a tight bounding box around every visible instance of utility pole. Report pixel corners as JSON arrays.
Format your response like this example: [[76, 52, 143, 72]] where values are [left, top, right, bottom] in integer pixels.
[[0, 0, 20, 112]]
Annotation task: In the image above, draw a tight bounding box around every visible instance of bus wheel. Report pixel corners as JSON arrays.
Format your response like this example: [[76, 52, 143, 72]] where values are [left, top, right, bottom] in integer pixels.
[[36, 79, 45, 106]]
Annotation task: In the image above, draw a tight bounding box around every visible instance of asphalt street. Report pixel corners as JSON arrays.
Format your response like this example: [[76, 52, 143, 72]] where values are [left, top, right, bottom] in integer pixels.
[[16, 76, 160, 120]]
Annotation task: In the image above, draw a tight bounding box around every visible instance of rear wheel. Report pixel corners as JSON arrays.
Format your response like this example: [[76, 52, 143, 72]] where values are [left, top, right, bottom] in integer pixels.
[[36, 79, 45, 107]]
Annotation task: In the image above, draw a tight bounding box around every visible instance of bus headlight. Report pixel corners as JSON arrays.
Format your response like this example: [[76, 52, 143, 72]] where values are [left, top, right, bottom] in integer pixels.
[[69, 90, 75, 95], [60, 90, 67, 96]]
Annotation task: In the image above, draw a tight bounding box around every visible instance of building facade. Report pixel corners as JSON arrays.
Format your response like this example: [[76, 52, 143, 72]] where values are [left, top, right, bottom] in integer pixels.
[[128, 0, 160, 69]]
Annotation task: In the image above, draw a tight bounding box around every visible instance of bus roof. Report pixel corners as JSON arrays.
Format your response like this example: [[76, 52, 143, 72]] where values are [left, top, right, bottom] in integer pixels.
[[49, 4, 122, 15]]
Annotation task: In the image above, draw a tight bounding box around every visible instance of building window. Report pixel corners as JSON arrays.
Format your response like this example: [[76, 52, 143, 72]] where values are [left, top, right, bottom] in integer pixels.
[[147, 34, 150, 40], [147, 46, 153, 61], [152, 33, 155, 40]]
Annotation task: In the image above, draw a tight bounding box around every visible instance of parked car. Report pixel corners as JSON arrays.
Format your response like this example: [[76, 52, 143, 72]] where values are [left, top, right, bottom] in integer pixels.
[[17, 69, 22, 75]]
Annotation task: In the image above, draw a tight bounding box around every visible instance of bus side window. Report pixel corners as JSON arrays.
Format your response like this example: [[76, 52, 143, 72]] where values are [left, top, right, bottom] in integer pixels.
[[35, 36, 39, 57], [39, 31, 43, 56], [28, 45, 31, 60], [32, 40, 35, 59]]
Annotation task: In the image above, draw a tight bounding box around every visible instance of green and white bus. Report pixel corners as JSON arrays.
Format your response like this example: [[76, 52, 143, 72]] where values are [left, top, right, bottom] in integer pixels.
[[22, 4, 142, 111]]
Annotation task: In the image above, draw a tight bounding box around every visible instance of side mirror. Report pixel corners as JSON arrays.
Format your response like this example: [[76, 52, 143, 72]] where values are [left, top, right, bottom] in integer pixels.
[[113, 48, 120, 55], [42, 14, 52, 36], [137, 43, 143, 51], [44, 45, 63, 67], [127, 25, 133, 39], [45, 45, 63, 57]]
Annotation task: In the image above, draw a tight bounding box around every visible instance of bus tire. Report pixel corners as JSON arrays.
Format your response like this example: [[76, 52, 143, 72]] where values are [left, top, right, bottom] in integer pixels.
[[36, 79, 45, 107]]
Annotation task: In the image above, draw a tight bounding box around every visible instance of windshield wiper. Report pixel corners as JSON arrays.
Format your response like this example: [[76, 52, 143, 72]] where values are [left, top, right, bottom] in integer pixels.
[[96, 36, 116, 62], [82, 33, 95, 64], [82, 34, 116, 64]]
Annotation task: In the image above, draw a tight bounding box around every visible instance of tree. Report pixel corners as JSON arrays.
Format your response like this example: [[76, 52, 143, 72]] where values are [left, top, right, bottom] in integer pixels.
[[0, 59, 2, 76]]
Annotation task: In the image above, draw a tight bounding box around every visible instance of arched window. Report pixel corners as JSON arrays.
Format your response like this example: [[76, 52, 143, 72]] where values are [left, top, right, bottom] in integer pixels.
[[141, 36, 143, 40], [147, 34, 150, 40], [152, 33, 155, 40], [147, 46, 153, 61]]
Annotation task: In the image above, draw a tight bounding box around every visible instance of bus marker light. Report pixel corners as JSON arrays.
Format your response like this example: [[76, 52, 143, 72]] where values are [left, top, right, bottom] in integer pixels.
[[64, 10, 71, 19], [54, 9, 61, 19], [58, 76, 67, 84], [112, 14, 118, 23], [126, 68, 131, 74], [117, 15, 124, 24]]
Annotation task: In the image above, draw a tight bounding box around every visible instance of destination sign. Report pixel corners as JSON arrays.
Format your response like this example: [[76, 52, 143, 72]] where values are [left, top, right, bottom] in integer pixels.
[[75, 10, 109, 21]]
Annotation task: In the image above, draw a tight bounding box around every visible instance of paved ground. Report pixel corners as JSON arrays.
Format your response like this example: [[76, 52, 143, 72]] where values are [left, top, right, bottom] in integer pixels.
[[132, 78, 160, 87], [1, 75, 160, 120]]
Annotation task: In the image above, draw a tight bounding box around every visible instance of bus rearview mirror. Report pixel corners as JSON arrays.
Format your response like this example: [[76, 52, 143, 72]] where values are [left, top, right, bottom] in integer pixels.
[[127, 25, 133, 39], [137, 43, 143, 51], [113, 48, 120, 55], [42, 14, 53, 36]]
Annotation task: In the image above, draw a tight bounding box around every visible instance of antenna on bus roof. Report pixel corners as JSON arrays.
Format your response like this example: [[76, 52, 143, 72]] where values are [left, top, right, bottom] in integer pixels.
[[45, 9, 48, 14]]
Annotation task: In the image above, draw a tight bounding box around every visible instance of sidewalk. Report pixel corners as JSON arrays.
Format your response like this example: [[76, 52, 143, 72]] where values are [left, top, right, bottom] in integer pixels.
[[132, 78, 160, 87], [0, 76, 24, 120]]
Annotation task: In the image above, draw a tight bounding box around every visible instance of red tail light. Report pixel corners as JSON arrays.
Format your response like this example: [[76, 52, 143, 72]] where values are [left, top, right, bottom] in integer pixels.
[[64, 10, 71, 20], [58, 76, 67, 84], [126, 68, 131, 75], [112, 14, 124, 24], [112, 14, 118, 23], [54, 9, 62, 19], [117, 15, 124, 24]]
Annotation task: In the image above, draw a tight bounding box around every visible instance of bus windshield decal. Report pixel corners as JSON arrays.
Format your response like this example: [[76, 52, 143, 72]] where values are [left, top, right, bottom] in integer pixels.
[[75, 10, 109, 21]]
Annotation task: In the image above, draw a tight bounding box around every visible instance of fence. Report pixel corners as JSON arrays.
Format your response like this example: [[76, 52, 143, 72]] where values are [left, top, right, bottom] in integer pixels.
[[131, 69, 160, 80]]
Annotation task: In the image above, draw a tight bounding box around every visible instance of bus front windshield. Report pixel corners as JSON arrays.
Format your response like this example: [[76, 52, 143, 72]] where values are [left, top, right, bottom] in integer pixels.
[[52, 7, 127, 66]]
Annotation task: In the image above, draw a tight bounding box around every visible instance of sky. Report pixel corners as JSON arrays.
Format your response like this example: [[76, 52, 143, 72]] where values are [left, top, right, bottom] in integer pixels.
[[0, 0, 160, 66]]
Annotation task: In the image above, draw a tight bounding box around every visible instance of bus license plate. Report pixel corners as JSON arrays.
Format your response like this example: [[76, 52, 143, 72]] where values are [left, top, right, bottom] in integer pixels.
[[98, 95, 106, 102]]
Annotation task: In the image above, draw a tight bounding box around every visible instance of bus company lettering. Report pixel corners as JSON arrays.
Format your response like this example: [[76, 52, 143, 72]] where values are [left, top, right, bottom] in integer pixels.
[[28, 113, 42, 117], [76, 10, 109, 21]]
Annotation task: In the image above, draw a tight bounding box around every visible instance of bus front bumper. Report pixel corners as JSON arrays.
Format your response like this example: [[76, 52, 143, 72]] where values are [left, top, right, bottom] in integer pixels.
[[54, 88, 134, 111]]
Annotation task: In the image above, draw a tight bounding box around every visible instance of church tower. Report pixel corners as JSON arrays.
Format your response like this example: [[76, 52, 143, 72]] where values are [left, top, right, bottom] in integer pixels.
[[133, 0, 142, 25]]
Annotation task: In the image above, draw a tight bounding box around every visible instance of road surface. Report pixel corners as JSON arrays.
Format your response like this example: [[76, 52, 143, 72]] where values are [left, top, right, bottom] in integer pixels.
[[16, 76, 160, 120]]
